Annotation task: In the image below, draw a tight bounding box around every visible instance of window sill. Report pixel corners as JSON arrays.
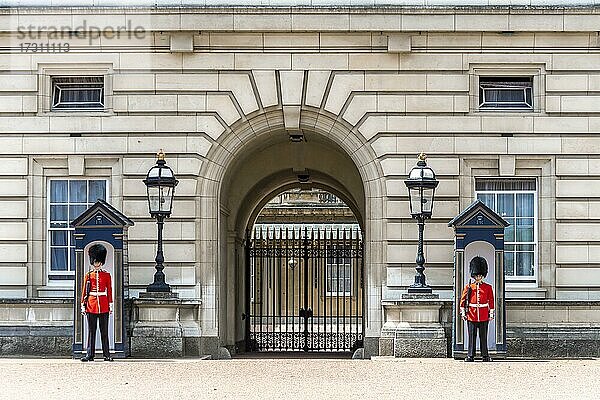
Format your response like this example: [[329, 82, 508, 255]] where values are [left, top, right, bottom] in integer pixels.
[[506, 287, 546, 300], [475, 109, 535, 114], [40, 110, 114, 117], [37, 284, 74, 299]]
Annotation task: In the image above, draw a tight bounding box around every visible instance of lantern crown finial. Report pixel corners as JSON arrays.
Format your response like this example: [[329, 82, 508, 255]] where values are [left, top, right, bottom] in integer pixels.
[[157, 149, 166, 161], [418, 152, 427, 161]]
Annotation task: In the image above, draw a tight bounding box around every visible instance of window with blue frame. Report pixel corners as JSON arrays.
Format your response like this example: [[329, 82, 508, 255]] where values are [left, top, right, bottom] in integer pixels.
[[48, 179, 107, 281], [475, 178, 537, 284]]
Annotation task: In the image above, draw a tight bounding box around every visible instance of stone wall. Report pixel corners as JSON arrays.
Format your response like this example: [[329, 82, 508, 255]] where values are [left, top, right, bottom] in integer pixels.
[[1, 297, 599, 358], [507, 300, 600, 358], [0, 299, 212, 357], [0, 8, 598, 300], [0, 299, 72, 356], [380, 299, 600, 358]]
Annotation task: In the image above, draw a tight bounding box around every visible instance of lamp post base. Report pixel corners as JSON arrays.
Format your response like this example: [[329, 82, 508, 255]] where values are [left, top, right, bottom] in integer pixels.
[[139, 291, 179, 300], [402, 292, 439, 299], [146, 281, 171, 293], [407, 285, 433, 294]]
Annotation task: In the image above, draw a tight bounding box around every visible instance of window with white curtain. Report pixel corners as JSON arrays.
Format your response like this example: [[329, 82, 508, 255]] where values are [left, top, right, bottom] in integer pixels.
[[479, 77, 533, 110], [47, 179, 107, 281], [476, 178, 537, 284], [51, 76, 104, 110]]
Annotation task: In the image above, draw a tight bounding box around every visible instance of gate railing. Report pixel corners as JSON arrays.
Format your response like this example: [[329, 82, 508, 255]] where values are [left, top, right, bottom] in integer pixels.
[[245, 226, 363, 352]]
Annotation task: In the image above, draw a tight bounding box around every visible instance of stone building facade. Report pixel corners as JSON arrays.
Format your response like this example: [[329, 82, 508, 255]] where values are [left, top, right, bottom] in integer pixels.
[[1, 1, 600, 357]]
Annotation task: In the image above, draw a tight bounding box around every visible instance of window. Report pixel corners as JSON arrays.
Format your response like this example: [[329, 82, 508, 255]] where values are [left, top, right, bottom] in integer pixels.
[[51, 76, 104, 110], [476, 178, 537, 284], [48, 179, 107, 281], [326, 248, 352, 296], [479, 77, 533, 110]]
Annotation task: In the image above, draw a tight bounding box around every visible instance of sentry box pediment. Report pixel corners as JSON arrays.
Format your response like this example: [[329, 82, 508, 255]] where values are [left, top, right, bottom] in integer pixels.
[[71, 199, 134, 231], [448, 199, 509, 230], [448, 200, 509, 359], [71, 200, 134, 359]]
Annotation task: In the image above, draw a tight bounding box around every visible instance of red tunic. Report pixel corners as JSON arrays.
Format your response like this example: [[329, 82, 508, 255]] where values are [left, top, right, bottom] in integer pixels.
[[460, 281, 495, 322], [81, 269, 113, 314]]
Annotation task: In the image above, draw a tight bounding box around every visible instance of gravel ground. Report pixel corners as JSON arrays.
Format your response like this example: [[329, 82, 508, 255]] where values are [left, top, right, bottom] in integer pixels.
[[1, 356, 599, 400]]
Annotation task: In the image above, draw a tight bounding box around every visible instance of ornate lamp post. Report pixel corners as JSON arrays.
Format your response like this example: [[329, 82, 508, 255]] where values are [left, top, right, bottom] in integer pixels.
[[144, 150, 178, 293], [404, 153, 439, 294]]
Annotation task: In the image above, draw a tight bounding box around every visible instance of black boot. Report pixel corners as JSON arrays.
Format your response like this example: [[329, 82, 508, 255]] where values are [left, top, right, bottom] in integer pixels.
[[103, 356, 114, 362], [80, 355, 94, 362], [482, 356, 493, 362], [464, 357, 474, 362]]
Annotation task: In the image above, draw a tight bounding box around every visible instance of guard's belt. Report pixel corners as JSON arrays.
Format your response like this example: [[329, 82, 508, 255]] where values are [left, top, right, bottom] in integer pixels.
[[89, 290, 107, 296], [469, 303, 489, 308]]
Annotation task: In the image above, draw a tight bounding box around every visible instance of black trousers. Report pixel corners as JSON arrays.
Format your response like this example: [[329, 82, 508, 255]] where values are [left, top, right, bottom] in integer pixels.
[[86, 312, 110, 358], [467, 320, 489, 358]]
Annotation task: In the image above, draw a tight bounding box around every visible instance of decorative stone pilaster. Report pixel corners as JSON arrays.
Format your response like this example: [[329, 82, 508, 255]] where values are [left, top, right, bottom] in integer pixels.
[[380, 296, 448, 358]]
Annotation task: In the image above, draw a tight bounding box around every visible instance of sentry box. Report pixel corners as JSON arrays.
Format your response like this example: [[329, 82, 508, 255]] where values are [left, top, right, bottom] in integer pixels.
[[448, 200, 509, 359], [71, 200, 134, 359]]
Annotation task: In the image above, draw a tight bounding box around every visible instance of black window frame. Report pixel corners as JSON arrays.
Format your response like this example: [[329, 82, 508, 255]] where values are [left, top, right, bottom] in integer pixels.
[[478, 76, 533, 111], [51, 76, 105, 111]]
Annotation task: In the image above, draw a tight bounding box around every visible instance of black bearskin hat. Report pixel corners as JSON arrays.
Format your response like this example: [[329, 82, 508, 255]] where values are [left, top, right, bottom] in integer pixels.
[[89, 243, 107, 266], [469, 256, 488, 278]]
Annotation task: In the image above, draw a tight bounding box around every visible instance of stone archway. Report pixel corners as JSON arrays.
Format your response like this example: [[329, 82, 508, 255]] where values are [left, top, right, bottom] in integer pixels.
[[196, 107, 385, 356]]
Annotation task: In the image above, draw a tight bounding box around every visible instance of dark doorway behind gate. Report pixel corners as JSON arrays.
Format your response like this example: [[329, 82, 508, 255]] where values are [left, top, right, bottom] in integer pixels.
[[244, 190, 364, 352]]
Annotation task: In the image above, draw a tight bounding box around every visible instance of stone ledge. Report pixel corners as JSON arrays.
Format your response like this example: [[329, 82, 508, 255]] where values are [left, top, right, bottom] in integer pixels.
[[0, 299, 72, 305], [382, 299, 448, 307], [0, 325, 70, 337], [132, 298, 202, 306], [386, 325, 447, 339], [383, 299, 600, 307], [1, 6, 598, 35], [506, 287, 547, 299], [507, 300, 600, 307], [509, 325, 600, 339], [3, 4, 599, 14]]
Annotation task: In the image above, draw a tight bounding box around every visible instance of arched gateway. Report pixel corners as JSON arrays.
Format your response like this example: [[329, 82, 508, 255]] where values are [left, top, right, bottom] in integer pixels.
[[246, 190, 363, 353], [197, 106, 385, 354]]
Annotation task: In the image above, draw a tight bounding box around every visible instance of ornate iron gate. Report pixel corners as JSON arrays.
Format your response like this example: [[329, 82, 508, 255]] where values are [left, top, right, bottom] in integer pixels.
[[245, 226, 364, 352]]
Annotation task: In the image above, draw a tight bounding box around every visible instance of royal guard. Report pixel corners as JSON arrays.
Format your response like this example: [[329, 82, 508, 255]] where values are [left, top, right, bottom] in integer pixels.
[[80, 243, 114, 362], [460, 256, 495, 362]]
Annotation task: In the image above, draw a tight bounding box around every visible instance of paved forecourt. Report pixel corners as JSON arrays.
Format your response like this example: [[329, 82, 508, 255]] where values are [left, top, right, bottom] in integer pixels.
[[1, 357, 599, 399]]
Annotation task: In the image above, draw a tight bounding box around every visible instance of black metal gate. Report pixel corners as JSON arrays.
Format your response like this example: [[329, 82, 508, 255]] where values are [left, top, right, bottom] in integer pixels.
[[245, 226, 363, 352]]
